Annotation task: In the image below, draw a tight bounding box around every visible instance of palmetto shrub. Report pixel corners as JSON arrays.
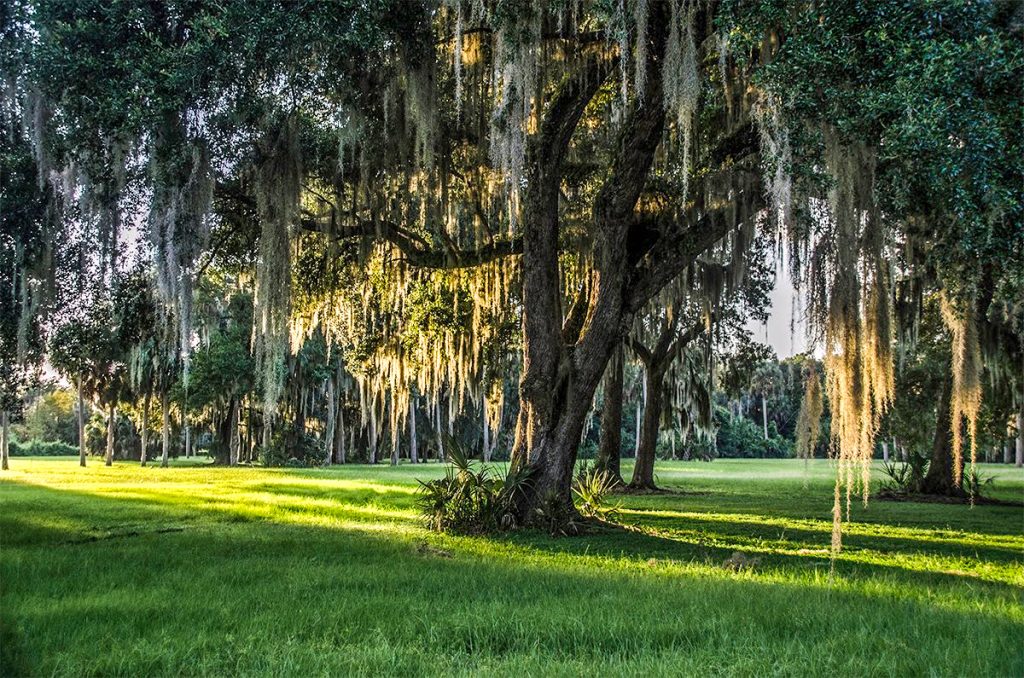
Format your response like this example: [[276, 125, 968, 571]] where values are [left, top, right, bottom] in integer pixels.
[[572, 464, 620, 520], [417, 436, 530, 534]]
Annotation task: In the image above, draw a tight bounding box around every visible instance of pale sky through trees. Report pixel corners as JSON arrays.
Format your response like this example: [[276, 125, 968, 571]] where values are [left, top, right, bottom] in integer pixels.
[[747, 258, 810, 359]]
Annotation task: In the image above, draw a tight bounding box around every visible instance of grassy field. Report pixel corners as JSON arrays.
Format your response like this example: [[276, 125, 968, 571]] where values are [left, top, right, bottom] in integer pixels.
[[1, 457, 1021, 677]]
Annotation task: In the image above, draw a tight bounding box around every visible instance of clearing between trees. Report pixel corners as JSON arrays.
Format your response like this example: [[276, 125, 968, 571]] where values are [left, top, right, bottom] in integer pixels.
[[1, 458, 1021, 676]]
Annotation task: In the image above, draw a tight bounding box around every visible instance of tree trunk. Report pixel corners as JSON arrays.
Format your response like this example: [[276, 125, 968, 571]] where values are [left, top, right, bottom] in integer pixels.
[[77, 375, 86, 467], [482, 396, 490, 462], [389, 399, 399, 466], [435, 400, 445, 462], [409, 397, 419, 464], [229, 398, 240, 466], [634, 398, 642, 457], [161, 390, 170, 468], [140, 390, 151, 466], [1016, 411, 1023, 468], [595, 345, 624, 486], [1, 411, 9, 471], [921, 376, 965, 496], [762, 395, 769, 440], [105, 402, 115, 466], [324, 377, 336, 465], [368, 403, 378, 464], [630, 367, 663, 490], [506, 8, 673, 523], [882, 440, 889, 463], [335, 396, 346, 464]]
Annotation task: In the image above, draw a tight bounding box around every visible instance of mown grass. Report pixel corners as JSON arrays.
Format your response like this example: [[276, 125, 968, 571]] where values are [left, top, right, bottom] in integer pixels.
[[1, 457, 1021, 677]]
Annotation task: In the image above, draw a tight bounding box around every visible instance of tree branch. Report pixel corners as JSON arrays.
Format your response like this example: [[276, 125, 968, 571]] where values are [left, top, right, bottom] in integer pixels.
[[299, 216, 522, 269]]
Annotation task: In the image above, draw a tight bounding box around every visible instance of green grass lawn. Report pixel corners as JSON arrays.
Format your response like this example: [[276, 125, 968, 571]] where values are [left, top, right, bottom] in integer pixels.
[[1, 457, 1021, 677]]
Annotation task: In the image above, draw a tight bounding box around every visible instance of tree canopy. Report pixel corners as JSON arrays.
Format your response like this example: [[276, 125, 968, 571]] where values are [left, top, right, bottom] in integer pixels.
[[2, 0, 1021, 541]]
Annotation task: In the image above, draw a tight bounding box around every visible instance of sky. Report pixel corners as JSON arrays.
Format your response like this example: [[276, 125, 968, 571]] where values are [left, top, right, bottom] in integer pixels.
[[745, 258, 811, 360]]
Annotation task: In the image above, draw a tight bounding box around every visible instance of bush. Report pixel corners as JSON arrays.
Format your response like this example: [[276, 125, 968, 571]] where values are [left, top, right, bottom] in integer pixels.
[[880, 451, 930, 494], [417, 436, 529, 534], [9, 439, 78, 457], [572, 465, 620, 520], [260, 430, 322, 467]]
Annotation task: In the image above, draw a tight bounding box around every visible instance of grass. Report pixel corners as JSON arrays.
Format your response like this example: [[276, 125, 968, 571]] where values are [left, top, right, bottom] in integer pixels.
[[1, 457, 1022, 677]]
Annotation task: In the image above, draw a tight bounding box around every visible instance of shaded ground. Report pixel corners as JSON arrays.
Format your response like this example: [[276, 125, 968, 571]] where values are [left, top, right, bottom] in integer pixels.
[[1, 457, 1021, 676]]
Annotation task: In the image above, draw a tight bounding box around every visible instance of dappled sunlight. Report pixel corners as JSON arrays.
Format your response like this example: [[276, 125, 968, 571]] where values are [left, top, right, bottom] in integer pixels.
[[2, 458, 1022, 675]]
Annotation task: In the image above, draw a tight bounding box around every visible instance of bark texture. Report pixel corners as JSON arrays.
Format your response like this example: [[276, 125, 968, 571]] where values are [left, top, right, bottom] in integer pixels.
[[595, 345, 625, 486]]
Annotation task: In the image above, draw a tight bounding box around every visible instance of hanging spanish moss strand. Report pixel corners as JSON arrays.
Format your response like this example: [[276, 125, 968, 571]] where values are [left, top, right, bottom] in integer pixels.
[[795, 359, 823, 480], [812, 131, 894, 554], [940, 292, 982, 492], [662, 0, 700, 199], [753, 93, 793, 234], [149, 115, 214, 380], [489, 1, 541, 224], [633, 0, 649, 97], [252, 119, 302, 434]]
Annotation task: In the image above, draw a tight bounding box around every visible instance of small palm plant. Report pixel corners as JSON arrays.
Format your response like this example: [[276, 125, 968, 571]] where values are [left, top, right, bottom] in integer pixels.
[[572, 464, 621, 521], [416, 434, 530, 534]]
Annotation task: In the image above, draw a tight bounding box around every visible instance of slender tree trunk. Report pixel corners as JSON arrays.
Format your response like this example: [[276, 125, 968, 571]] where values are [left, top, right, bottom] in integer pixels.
[[921, 376, 965, 496], [1, 411, 9, 471], [882, 440, 889, 463], [368, 401, 378, 464], [140, 390, 151, 466], [435, 400, 445, 462], [105, 402, 115, 466], [324, 377, 336, 465], [630, 367, 663, 490], [482, 396, 491, 462], [229, 398, 240, 466], [1016, 411, 1023, 468], [596, 345, 624, 486], [335, 396, 346, 464], [761, 395, 769, 440], [161, 390, 170, 468], [409, 397, 419, 464], [634, 397, 642, 457], [185, 419, 192, 458], [77, 375, 86, 467]]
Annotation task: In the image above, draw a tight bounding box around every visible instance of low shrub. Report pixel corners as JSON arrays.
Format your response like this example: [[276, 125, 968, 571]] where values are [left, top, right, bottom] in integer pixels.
[[9, 439, 79, 457], [417, 436, 530, 534], [572, 464, 620, 520], [880, 451, 930, 494]]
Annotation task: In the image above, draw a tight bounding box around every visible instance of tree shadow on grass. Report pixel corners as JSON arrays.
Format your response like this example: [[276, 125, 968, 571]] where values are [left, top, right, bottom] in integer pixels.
[[2, 478, 1022, 676]]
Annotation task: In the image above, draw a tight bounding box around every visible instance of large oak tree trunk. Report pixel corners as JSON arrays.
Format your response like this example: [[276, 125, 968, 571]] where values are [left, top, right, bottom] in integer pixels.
[[595, 345, 625, 486], [508, 7, 670, 524], [921, 376, 965, 497]]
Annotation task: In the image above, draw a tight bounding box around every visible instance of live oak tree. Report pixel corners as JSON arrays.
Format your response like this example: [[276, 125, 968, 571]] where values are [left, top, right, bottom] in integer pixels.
[[5, 1, 1021, 539]]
